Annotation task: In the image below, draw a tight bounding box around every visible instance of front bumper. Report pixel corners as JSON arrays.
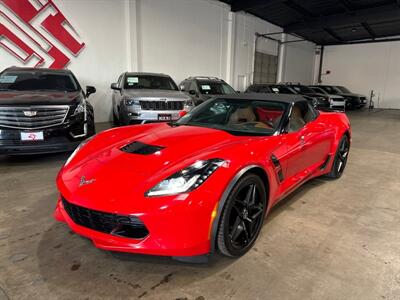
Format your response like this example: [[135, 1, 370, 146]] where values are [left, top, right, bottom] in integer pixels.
[[0, 122, 88, 155], [54, 189, 220, 257], [330, 100, 345, 111], [123, 106, 184, 124]]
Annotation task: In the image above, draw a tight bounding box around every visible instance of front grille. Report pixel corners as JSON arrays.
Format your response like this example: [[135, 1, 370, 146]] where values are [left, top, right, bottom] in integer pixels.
[[0, 105, 69, 129], [140, 100, 184, 111], [62, 197, 149, 239]]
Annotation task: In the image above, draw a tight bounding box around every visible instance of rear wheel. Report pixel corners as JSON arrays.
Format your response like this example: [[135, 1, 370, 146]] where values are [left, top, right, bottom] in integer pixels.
[[217, 174, 266, 257], [325, 135, 350, 179]]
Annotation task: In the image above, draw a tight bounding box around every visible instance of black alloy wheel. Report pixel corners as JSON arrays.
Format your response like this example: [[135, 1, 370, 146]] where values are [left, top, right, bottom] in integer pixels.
[[217, 174, 267, 257], [326, 135, 350, 179]]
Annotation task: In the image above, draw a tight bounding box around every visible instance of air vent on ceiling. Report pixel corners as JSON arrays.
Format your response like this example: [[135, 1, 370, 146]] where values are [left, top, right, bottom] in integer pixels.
[[120, 141, 164, 155]]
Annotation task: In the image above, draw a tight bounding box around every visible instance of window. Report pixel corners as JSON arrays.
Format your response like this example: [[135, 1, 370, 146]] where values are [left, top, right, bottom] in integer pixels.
[[288, 102, 317, 132], [253, 52, 278, 84], [124, 75, 178, 91], [117, 75, 123, 88], [189, 81, 197, 92]]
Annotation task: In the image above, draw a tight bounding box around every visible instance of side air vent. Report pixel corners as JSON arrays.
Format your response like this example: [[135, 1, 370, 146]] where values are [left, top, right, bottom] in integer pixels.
[[120, 141, 164, 155], [271, 154, 284, 182]]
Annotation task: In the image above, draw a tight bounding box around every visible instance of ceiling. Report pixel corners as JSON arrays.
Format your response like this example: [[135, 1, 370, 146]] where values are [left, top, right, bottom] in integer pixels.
[[220, 0, 400, 45]]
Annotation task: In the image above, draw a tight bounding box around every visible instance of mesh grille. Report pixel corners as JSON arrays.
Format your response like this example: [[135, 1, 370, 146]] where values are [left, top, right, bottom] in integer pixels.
[[140, 100, 184, 111], [62, 197, 149, 239]]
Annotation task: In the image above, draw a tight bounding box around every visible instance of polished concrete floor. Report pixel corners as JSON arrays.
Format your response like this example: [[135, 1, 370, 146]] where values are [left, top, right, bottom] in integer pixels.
[[0, 109, 399, 300]]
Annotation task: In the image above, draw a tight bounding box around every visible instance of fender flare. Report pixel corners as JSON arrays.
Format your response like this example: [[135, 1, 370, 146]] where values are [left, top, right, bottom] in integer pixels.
[[209, 164, 269, 254]]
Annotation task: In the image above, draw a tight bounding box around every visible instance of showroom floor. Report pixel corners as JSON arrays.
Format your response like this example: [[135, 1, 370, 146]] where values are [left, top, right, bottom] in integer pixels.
[[0, 109, 399, 300]]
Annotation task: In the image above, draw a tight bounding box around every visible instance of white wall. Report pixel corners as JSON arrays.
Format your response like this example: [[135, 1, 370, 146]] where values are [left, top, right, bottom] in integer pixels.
[[317, 42, 400, 109], [282, 38, 316, 84], [131, 0, 230, 84], [0, 0, 316, 122]]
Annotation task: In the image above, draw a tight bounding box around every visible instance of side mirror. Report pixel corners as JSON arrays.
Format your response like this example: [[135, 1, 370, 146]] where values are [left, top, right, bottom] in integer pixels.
[[189, 90, 197, 96], [86, 86, 96, 98], [110, 83, 121, 90], [179, 85, 185, 91], [236, 91, 241, 94]]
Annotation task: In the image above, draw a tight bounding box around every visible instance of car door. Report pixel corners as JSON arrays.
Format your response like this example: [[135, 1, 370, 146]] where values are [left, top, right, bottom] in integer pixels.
[[300, 104, 335, 170], [282, 101, 331, 187]]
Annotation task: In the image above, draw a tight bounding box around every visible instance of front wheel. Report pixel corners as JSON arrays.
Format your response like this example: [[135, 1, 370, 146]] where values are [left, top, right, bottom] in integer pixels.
[[325, 135, 350, 179], [217, 174, 267, 257]]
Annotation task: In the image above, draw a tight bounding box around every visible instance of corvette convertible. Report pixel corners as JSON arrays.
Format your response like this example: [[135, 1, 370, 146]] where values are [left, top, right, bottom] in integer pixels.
[[54, 94, 351, 260]]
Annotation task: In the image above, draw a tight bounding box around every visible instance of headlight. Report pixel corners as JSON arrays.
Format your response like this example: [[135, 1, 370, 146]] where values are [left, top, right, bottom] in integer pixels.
[[64, 136, 94, 167], [145, 159, 225, 197], [183, 99, 195, 111], [73, 99, 86, 115], [125, 99, 140, 106]]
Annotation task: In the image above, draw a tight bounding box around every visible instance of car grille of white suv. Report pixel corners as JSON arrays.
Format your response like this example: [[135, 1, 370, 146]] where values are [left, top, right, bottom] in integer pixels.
[[139, 100, 184, 111]]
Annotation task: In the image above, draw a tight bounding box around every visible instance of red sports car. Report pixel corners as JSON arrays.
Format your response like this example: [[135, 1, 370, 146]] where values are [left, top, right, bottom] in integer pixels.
[[54, 94, 351, 260]]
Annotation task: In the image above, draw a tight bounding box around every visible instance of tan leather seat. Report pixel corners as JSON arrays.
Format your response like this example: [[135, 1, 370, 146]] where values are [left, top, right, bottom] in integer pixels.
[[228, 107, 256, 125]]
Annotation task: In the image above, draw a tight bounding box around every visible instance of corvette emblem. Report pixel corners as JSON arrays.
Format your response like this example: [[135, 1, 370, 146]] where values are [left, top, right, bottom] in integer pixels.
[[23, 111, 37, 117], [79, 176, 96, 187]]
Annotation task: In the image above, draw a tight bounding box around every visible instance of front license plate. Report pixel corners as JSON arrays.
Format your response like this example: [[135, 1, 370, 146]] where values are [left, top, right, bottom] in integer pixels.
[[21, 131, 44, 142], [158, 114, 172, 121]]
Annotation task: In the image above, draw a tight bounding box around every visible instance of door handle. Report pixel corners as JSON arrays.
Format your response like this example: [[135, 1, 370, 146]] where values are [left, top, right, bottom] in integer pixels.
[[300, 135, 306, 147]]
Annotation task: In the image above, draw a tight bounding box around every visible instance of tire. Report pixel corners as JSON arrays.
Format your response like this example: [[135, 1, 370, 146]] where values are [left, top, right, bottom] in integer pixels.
[[217, 173, 267, 257], [87, 105, 96, 136], [325, 135, 350, 179]]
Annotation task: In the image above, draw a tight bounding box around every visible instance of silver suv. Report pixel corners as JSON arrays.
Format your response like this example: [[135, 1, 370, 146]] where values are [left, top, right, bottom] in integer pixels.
[[111, 72, 194, 125]]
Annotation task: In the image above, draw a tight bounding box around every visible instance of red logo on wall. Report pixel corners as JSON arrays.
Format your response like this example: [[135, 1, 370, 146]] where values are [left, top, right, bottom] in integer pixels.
[[0, 0, 85, 69]]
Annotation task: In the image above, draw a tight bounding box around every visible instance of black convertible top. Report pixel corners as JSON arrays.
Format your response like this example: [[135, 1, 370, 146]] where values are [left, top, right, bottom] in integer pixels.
[[220, 93, 307, 104]]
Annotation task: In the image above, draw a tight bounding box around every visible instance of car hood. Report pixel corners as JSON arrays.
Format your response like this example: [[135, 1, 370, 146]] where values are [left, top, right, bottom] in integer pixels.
[[123, 89, 190, 100], [337, 93, 365, 98], [327, 94, 344, 99], [0, 91, 81, 105], [303, 92, 328, 99], [59, 123, 255, 212]]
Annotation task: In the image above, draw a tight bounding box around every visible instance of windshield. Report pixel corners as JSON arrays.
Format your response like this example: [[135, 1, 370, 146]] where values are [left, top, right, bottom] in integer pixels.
[[270, 85, 296, 94], [197, 80, 236, 95], [336, 86, 351, 93], [319, 86, 342, 94], [247, 85, 272, 93], [310, 87, 327, 94], [124, 75, 178, 90], [176, 98, 288, 136], [0, 71, 79, 92], [290, 85, 314, 94]]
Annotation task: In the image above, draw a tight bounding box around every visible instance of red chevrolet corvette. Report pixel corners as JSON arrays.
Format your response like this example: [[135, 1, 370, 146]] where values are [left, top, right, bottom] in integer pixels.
[[55, 94, 351, 260]]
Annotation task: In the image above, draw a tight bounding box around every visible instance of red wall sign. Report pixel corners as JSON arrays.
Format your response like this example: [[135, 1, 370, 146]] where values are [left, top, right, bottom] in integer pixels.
[[1, 0, 85, 69]]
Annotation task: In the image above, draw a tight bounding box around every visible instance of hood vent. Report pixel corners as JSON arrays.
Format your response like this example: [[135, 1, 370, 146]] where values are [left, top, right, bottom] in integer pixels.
[[120, 141, 164, 155]]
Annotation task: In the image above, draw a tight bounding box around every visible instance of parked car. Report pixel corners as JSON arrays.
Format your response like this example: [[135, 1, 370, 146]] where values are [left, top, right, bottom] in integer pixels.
[[245, 83, 330, 109], [179, 76, 237, 105], [0, 67, 96, 155], [310, 85, 367, 109], [246, 83, 296, 95], [111, 72, 194, 125], [308, 86, 346, 111], [56, 94, 351, 260], [281, 83, 331, 109]]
